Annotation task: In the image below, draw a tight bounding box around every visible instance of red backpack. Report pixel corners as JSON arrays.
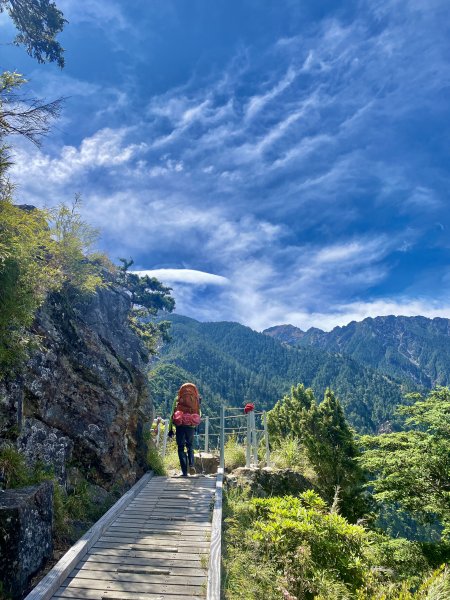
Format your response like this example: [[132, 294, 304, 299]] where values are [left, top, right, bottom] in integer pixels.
[[173, 383, 201, 426]]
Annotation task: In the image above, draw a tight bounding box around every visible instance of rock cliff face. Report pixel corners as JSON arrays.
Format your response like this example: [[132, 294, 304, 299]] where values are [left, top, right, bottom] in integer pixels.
[[0, 285, 152, 490]]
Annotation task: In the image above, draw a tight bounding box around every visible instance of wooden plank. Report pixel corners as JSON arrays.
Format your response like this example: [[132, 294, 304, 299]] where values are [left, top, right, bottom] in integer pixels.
[[127, 501, 212, 508], [206, 468, 223, 600], [82, 560, 206, 576], [107, 524, 208, 533], [93, 542, 178, 552], [105, 528, 182, 535], [53, 588, 195, 600], [109, 523, 208, 533], [87, 549, 201, 562], [103, 531, 208, 542], [25, 472, 154, 600], [99, 536, 210, 548], [88, 547, 184, 557], [70, 569, 206, 586], [107, 519, 211, 533], [54, 589, 204, 600], [87, 549, 204, 565], [101, 528, 210, 544], [65, 578, 204, 595], [124, 508, 212, 513]]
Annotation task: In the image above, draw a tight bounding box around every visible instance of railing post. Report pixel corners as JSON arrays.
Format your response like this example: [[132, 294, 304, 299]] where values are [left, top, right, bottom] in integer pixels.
[[162, 419, 169, 459], [263, 411, 270, 467], [246, 412, 251, 468], [251, 411, 258, 466], [156, 420, 161, 448], [204, 415, 209, 453], [220, 405, 225, 470]]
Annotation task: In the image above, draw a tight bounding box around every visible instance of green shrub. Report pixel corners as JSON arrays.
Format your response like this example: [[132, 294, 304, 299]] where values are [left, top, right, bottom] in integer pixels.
[[222, 485, 441, 600], [223, 486, 282, 600], [249, 492, 371, 596]]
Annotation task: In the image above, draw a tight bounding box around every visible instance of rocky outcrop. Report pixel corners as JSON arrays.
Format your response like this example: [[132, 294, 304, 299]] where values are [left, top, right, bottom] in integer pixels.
[[226, 467, 313, 497], [0, 285, 153, 490], [0, 481, 53, 598], [194, 452, 219, 475]]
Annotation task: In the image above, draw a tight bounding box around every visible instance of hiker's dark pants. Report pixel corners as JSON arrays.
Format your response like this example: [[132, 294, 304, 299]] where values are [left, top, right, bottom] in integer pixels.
[[176, 425, 195, 475]]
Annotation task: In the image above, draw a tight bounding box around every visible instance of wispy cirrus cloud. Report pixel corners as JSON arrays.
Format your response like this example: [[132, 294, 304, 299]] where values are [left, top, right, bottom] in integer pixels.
[[7, 0, 450, 330]]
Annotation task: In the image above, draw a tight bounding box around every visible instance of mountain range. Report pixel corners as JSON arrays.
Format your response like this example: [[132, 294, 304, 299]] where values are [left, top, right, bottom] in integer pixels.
[[148, 314, 450, 433], [264, 315, 450, 390]]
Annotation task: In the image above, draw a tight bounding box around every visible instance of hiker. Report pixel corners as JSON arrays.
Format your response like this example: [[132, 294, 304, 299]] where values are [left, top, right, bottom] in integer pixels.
[[168, 383, 202, 477]]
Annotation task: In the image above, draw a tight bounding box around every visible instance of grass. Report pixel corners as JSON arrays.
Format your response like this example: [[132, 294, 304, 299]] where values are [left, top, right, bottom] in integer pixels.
[[147, 442, 167, 476], [270, 435, 315, 477], [0, 444, 30, 488], [163, 439, 180, 471], [224, 435, 246, 471]]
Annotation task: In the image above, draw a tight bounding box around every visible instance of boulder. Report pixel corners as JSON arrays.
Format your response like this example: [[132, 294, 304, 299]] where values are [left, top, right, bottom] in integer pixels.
[[0, 481, 53, 598], [194, 452, 219, 475], [226, 467, 313, 497]]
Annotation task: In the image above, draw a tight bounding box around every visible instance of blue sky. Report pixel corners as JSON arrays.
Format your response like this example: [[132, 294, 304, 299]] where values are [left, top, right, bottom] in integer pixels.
[[2, 0, 450, 331]]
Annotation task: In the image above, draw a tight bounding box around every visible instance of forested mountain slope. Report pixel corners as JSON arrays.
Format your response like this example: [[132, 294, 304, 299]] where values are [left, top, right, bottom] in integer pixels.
[[265, 316, 450, 389], [150, 314, 407, 432]]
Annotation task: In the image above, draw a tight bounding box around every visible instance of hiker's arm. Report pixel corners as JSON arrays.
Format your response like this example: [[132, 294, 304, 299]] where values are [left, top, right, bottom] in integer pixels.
[[168, 396, 177, 435]]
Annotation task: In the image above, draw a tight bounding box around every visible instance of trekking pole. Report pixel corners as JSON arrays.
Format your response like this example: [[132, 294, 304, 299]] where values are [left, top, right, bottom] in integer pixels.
[[263, 411, 270, 467], [204, 415, 209, 453], [162, 419, 169, 459], [220, 405, 225, 470], [246, 411, 251, 468]]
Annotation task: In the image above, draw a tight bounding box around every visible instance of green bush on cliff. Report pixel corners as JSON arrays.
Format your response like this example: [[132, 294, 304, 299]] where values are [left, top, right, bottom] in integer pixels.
[[0, 200, 59, 374], [0, 195, 107, 374], [223, 486, 447, 599]]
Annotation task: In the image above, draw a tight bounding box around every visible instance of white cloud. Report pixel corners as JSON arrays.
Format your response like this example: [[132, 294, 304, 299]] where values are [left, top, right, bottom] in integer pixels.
[[314, 242, 365, 264], [246, 67, 297, 119], [11, 128, 146, 186], [134, 269, 229, 286]]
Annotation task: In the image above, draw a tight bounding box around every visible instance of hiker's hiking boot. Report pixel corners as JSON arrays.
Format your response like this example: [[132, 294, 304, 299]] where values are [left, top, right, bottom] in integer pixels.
[[189, 465, 196, 475]]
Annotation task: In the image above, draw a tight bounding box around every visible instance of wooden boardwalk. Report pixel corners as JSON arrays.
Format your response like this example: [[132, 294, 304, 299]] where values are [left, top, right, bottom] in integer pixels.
[[49, 475, 217, 600]]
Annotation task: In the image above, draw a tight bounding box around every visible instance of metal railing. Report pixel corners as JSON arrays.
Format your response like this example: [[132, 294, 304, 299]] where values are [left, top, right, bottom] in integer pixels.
[[154, 405, 271, 469]]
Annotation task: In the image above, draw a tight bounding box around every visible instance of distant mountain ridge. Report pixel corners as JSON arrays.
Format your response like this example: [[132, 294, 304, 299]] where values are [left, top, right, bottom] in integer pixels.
[[264, 315, 450, 389], [151, 314, 408, 433]]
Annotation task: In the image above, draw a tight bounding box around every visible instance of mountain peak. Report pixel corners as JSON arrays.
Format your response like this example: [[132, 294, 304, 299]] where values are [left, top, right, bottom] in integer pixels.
[[263, 324, 306, 345]]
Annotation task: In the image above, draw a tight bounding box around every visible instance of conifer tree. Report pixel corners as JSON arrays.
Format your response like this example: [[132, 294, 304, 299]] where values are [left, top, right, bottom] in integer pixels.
[[268, 385, 367, 520], [360, 386, 450, 539], [302, 389, 367, 521], [267, 383, 315, 438]]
